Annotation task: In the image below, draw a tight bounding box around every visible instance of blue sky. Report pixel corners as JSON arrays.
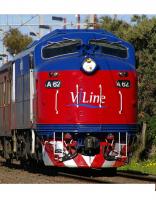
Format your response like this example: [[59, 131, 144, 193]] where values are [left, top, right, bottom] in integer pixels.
[[1, 14, 154, 38], [0, 14, 133, 36]]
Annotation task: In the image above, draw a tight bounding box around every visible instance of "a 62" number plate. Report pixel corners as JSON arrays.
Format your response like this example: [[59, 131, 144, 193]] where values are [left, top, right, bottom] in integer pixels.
[[117, 80, 130, 88], [45, 80, 61, 88]]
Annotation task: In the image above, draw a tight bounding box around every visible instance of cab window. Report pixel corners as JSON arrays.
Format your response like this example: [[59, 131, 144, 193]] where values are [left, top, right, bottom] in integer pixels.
[[89, 39, 128, 58], [42, 39, 81, 59]]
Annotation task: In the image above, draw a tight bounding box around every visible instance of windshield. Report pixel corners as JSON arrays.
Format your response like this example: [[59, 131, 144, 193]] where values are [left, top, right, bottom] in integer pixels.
[[42, 39, 81, 59], [89, 39, 128, 58]]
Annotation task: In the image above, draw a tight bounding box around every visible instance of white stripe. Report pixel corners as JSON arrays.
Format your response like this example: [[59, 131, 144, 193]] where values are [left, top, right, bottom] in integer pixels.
[[118, 90, 123, 114], [55, 90, 59, 114], [42, 144, 54, 166], [30, 69, 34, 122], [119, 132, 121, 156], [126, 132, 128, 157], [82, 155, 95, 167], [99, 84, 102, 108], [102, 160, 116, 168], [12, 62, 15, 102], [76, 84, 79, 108], [31, 129, 35, 154], [63, 158, 77, 168]]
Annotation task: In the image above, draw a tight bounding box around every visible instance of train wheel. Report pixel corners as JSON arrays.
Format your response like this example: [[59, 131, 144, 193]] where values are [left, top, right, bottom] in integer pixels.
[[28, 159, 38, 172], [3, 137, 12, 162], [20, 159, 29, 169]]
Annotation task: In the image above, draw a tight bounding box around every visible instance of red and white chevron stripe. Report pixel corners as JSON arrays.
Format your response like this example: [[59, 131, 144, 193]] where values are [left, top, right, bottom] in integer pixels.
[[42, 140, 127, 168]]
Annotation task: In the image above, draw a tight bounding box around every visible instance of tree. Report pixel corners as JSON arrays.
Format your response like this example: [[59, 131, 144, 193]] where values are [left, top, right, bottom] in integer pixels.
[[99, 15, 131, 39], [3, 28, 33, 56], [131, 15, 147, 24]]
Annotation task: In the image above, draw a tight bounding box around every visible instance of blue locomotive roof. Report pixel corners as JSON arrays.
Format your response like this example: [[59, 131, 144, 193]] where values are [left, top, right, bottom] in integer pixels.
[[0, 29, 135, 69], [39, 29, 119, 43], [34, 29, 135, 67], [24, 29, 122, 51], [26, 29, 128, 51], [12, 29, 132, 60]]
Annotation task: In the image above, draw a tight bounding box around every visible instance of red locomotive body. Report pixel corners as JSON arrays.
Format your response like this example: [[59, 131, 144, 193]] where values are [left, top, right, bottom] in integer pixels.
[[0, 29, 137, 171], [36, 71, 137, 168], [37, 70, 137, 125]]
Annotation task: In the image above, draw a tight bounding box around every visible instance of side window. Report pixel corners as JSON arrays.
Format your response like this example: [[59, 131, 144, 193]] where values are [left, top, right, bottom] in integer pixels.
[[12, 62, 15, 102], [29, 53, 34, 69]]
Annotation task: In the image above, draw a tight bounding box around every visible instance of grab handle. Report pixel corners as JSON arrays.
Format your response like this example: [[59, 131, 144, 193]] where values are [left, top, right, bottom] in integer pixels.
[[118, 90, 123, 114]]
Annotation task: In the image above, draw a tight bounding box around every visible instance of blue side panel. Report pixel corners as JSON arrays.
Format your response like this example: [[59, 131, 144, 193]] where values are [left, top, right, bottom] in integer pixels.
[[22, 55, 30, 73], [15, 55, 29, 76], [15, 59, 21, 76], [36, 124, 137, 136], [15, 55, 31, 129]]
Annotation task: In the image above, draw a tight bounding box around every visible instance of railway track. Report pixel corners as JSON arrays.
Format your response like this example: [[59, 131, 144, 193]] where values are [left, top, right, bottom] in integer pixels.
[[57, 171, 114, 183], [57, 168, 156, 184], [117, 171, 156, 183], [0, 157, 156, 184]]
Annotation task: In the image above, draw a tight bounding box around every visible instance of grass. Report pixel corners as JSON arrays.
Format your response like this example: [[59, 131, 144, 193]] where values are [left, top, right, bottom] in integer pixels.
[[118, 160, 156, 175]]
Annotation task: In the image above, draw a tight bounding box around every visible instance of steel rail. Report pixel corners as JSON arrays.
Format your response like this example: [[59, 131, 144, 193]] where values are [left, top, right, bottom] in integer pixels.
[[58, 172, 116, 184], [0, 158, 156, 183], [117, 171, 156, 182]]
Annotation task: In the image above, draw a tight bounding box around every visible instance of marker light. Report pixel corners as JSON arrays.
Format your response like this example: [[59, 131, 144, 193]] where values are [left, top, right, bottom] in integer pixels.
[[82, 58, 97, 74], [49, 71, 59, 77], [119, 71, 128, 77]]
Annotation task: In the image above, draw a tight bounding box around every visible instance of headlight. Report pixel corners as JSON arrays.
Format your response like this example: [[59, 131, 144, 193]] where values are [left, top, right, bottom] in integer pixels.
[[82, 58, 97, 74]]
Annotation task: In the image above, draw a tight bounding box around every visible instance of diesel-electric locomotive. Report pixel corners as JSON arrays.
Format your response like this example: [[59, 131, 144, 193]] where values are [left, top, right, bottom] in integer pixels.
[[0, 29, 137, 170]]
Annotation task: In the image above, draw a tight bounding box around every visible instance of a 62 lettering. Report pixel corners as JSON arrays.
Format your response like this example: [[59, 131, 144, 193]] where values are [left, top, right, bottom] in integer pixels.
[[117, 80, 130, 88], [52, 81, 60, 88], [45, 80, 61, 88]]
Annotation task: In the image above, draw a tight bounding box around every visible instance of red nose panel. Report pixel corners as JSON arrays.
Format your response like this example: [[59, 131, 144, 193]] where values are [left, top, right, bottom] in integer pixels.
[[36, 70, 137, 125]]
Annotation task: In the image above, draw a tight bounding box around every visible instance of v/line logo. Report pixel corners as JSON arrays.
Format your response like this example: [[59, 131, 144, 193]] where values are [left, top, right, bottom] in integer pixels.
[[69, 85, 106, 108]]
